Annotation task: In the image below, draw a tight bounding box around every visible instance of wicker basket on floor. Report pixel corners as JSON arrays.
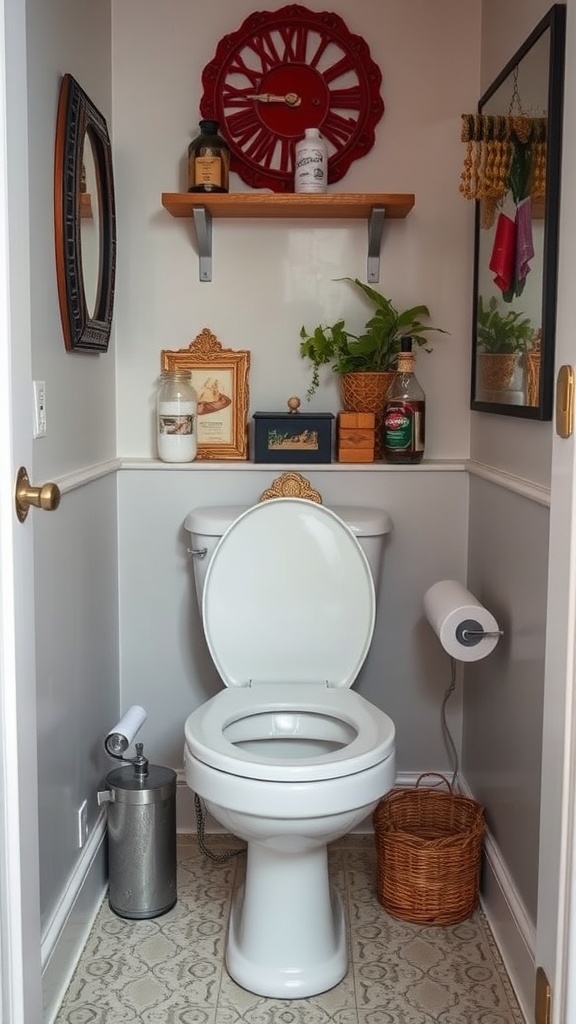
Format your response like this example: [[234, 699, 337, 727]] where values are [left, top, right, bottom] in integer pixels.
[[373, 773, 485, 925]]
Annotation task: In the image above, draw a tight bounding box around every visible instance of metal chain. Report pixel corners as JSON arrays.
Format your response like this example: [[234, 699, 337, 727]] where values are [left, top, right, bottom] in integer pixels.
[[193, 793, 244, 862], [508, 66, 527, 116]]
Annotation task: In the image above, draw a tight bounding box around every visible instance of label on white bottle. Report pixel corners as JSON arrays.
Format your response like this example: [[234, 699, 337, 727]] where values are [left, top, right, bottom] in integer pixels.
[[294, 131, 327, 194], [157, 400, 197, 462]]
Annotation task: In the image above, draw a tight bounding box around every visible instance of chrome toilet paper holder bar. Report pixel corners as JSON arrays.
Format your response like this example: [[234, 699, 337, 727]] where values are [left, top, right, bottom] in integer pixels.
[[455, 619, 504, 647]]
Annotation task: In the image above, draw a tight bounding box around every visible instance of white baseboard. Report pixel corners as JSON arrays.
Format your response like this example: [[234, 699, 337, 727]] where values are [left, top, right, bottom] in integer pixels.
[[480, 829, 534, 1023], [41, 809, 108, 1024], [454, 775, 534, 1024]]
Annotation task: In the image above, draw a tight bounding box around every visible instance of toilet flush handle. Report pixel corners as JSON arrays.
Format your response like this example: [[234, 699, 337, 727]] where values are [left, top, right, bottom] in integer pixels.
[[187, 546, 207, 560]]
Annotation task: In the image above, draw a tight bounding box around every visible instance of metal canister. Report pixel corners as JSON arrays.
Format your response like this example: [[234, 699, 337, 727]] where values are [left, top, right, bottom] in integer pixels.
[[98, 747, 177, 919]]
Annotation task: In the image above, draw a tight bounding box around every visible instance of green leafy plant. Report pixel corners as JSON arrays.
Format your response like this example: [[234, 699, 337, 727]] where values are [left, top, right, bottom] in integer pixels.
[[299, 278, 446, 399], [476, 295, 535, 353]]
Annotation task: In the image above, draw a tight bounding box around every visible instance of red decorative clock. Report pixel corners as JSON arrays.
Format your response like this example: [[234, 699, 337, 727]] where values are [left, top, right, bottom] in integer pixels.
[[199, 5, 384, 192]]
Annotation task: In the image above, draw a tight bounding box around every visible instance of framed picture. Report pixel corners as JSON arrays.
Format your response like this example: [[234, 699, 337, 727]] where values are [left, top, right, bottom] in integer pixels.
[[161, 328, 250, 460]]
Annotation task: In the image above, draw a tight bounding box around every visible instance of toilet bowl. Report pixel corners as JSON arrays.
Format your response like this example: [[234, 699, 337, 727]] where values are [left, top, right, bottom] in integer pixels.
[[184, 496, 396, 998]]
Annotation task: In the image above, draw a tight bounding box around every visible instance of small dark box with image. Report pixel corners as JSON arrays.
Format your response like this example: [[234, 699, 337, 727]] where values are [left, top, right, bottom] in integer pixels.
[[253, 412, 334, 463]]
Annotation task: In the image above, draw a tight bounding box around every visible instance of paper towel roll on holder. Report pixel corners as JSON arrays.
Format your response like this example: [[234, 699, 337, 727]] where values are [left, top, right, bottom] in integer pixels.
[[456, 619, 504, 647], [104, 704, 147, 762]]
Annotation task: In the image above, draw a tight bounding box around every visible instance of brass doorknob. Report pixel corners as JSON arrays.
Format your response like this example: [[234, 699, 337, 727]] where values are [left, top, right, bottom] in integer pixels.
[[15, 466, 61, 522]]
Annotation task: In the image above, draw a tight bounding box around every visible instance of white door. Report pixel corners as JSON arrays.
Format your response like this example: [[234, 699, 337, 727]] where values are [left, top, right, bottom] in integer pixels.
[[0, 0, 44, 1019], [537, 1, 576, 1019]]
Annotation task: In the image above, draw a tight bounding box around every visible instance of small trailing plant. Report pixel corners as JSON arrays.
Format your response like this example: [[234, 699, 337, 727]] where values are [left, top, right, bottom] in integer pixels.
[[299, 278, 446, 399], [476, 295, 535, 354]]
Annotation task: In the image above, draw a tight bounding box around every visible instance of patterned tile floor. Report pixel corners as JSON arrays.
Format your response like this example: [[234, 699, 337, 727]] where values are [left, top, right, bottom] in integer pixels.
[[55, 834, 525, 1024]]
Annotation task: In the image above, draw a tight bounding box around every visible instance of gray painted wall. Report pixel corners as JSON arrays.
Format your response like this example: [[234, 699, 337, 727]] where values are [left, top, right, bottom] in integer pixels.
[[117, 466, 469, 773], [464, 0, 560, 933], [465, 477, 549, 922]]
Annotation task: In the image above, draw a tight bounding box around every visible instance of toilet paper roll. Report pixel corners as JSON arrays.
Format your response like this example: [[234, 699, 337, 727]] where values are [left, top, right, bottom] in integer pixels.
[[105, 705, 147, 756], [423, 580, 501, 662]]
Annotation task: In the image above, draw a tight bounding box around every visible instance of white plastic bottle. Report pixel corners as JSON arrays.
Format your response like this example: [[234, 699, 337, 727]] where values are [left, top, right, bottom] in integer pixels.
[[294, 128, 328, 193]]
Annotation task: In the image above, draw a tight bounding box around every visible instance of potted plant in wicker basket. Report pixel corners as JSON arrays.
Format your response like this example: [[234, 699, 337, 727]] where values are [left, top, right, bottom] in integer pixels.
[[299, 278, 446, 455], [476, 294, 535, 393]]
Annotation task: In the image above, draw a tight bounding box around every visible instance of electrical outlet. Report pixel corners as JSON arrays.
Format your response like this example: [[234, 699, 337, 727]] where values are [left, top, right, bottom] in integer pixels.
[[77, 799, 88, 849], [33, 380, 46, 438]]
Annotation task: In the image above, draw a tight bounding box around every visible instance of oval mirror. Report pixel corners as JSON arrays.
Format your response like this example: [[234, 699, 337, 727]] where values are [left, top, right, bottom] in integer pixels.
[[54, 74, 116, 353]]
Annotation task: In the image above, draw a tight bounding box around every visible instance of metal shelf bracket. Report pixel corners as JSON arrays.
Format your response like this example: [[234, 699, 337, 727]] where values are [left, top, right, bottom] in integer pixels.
[[192, 206, 213, 282], [191, 201, 388, 283], [367, 206, 385, 283]]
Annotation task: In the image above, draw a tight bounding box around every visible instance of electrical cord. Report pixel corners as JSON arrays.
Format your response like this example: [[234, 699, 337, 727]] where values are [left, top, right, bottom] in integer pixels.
[[440, 655, 460, 790]]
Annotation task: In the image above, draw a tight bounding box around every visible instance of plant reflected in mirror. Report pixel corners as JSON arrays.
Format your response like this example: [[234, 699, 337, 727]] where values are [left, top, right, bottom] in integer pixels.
[[476, 295, 537, 400]]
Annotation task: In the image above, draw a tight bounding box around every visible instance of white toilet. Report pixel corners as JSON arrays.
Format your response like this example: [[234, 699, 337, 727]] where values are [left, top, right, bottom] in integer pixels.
[[183, 494, 396, 999]]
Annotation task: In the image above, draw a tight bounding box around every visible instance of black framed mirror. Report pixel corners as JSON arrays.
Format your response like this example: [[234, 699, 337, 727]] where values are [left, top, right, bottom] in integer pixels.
[[54, 74, 116, 353], [470, 5, 565, 418]]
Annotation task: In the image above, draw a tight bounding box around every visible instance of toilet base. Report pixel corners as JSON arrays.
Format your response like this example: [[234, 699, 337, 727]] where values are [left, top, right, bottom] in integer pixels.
[[184, 747, 397, 998], [226, 842, 347, 998]]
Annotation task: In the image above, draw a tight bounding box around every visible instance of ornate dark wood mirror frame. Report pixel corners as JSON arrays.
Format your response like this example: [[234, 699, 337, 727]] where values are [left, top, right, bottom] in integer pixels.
[[470, 5, 565, 419], [54, 74, 116, 353]]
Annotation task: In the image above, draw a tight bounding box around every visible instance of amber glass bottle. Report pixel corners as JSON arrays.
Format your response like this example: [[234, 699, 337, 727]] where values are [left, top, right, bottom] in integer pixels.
[[187, 120, 230, 193], [383, 337, 426, 463]]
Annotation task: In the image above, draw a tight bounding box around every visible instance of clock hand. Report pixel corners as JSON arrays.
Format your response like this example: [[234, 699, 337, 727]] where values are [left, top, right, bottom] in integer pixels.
[[247, 92, 301, 107]]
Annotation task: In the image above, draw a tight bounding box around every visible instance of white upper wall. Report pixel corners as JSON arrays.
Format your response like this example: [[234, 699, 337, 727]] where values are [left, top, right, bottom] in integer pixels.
[[112, 0, 480, 461], [481, 0, 563, 91]]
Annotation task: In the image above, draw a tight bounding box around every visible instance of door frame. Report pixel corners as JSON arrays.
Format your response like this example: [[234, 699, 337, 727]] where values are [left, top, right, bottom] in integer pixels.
[[536, 0, 576, 1019]]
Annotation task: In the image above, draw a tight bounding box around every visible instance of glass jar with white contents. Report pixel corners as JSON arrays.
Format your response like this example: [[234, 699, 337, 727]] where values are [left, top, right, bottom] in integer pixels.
[[156, 370, 198, 463]]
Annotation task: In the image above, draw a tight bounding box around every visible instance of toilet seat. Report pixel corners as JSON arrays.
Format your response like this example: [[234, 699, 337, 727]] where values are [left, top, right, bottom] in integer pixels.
[[185, 684, 395, 782], [187, 498, 394, 784], [202, 498, 376, 690]]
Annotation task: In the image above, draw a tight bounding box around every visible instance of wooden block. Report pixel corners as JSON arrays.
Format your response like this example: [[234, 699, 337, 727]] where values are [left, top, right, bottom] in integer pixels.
[[337, 448, 375, 463], [338, 429, 375, 450], [338, 411, 375, 429]]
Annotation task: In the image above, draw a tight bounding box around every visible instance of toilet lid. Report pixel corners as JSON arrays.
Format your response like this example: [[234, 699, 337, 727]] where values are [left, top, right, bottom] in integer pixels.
[[202, 498, 375, 689]]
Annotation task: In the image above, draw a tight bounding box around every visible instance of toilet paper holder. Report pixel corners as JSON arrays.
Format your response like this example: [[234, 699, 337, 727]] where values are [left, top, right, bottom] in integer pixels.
[[455, 619, 504, 647], [423, 580, 504, 662], [104, 704, 147, 760]]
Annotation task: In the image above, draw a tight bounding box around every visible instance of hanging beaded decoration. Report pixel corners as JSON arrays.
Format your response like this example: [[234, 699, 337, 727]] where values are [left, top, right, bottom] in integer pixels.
[[459, 65, 547, 225]]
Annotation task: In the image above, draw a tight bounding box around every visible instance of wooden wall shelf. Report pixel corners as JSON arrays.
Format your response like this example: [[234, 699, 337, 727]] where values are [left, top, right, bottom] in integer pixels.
[[161, 192, 415, 282]]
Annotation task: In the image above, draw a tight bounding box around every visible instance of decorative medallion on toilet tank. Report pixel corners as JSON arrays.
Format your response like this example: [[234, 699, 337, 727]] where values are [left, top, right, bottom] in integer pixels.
[[161, 329, 250, 460], [198, 5, 384, 191], [259, 471, 323, 503]]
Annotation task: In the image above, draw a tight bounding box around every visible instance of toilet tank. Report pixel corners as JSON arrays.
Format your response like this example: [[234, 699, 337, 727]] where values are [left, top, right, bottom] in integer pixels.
[[184, 503, 393, 608]]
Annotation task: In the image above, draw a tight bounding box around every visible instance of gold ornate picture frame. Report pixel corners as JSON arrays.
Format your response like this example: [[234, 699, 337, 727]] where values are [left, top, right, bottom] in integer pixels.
[[161, 329, 250, 460]]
